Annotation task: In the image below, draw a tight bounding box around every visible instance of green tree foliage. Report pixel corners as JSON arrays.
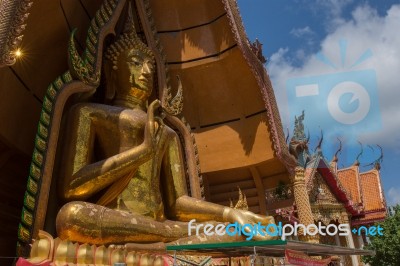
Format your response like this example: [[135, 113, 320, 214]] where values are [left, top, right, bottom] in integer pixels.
[[362, 205, 400, 266]]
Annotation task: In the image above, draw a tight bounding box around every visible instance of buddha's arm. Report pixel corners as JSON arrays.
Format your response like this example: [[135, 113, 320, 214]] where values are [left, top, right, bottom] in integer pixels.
[[61, 144, 152, 201], [60, 103, 160, 201], [162, 133, 231, 222]]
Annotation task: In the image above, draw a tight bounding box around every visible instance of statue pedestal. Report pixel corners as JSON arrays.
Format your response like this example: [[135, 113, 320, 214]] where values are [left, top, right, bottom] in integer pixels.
[[17, 230, 170, 266]]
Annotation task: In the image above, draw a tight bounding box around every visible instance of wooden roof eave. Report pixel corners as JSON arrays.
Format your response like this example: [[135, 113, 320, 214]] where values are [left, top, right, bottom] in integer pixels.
[[221, 0, 297, 174]]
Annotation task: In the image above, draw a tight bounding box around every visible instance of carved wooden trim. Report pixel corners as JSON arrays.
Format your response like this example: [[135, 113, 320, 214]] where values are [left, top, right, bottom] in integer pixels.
[[221, 0, 297, 176], [0, 0, 33, 67]]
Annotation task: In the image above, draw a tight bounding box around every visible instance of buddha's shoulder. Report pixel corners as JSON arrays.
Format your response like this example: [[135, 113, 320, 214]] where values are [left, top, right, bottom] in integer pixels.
[[69, 103, 146, 121]]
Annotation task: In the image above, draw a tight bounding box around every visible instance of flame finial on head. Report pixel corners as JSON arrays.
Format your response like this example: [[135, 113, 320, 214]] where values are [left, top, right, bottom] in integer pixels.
[[104, 3, 154, 70]]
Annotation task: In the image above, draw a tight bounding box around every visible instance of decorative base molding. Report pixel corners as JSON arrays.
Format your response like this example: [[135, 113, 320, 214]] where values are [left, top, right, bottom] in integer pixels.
[[18, 230, 257, 266], [17, 231, 171, 266]]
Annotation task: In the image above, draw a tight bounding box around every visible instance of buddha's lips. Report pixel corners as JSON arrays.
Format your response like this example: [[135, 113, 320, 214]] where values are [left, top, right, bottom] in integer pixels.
[[138, 77, 149, 84]]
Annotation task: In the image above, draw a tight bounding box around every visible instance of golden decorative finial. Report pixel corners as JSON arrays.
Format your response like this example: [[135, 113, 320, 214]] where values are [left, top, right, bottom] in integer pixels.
[[161, 75, 183, 116], [233, 187, 248, 211]]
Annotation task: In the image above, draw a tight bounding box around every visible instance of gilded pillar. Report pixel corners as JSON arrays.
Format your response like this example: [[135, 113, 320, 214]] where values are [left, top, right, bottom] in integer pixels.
[[292, 166, 318, 243]]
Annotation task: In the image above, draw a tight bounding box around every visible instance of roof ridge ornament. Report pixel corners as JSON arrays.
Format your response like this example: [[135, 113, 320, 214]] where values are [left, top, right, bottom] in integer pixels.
[[249, 38, 267, 64], [354, 141, 363, 166], [332, 138, 342, 163], [314, 129, 324, 154], [364, 144, 384, 170]]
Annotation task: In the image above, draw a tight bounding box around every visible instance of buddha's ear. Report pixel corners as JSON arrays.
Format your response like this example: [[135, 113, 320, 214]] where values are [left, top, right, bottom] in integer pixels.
[[104, 60, 116, 101], [105, 80, 116, 101]]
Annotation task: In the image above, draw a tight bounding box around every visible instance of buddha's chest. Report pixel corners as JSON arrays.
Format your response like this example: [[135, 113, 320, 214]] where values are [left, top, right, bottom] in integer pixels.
[[91, 109, 147, 157]]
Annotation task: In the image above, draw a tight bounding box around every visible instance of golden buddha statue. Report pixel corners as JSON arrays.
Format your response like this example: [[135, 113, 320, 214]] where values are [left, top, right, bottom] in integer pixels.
[[53, 16, 276, 247], [55, 21, 275, 247], [15, 3, 276, 257], [12, 3, 274, 265]]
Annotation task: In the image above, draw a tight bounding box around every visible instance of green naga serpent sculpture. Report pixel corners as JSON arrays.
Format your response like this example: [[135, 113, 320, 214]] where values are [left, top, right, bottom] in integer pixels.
[[17, 0, 203, 256]]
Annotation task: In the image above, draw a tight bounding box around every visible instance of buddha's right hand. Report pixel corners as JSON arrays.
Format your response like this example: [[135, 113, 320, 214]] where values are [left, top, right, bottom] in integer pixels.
[[224, 208, 277, 241], [145, 100, 164, 147]]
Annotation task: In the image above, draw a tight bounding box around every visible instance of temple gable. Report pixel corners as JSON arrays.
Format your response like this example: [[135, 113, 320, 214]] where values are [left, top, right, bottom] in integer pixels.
[[309, 172, 341, 206]]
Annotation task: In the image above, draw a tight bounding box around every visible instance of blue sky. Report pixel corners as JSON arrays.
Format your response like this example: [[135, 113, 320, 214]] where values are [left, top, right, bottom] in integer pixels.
[[237, 0, 400, 206]]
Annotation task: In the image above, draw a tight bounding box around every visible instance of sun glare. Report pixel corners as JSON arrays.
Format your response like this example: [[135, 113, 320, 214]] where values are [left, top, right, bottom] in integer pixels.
[[14, 49, 22, 58]]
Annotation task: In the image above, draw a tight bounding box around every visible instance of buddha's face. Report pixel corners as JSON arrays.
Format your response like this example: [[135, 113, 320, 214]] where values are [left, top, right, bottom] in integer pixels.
[[114, 48, 154, 100]]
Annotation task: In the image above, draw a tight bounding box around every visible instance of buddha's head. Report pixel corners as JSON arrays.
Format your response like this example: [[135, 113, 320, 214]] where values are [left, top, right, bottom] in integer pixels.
[[105, 31, 155, 108]]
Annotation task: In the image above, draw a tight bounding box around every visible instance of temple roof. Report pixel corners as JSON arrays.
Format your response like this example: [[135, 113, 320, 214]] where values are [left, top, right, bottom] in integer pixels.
[[301, 151, 388, 224], [359, 169, 385, 211], [303, 154, 362, 216], [350, 169, 387, 225], [335, 161, 387, 225], [337, 166, 362, 205], [288, 111, 387, 224]]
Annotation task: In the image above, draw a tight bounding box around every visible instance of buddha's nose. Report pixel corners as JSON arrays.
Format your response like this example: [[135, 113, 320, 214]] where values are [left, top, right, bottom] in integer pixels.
[[142, 62, 151, 76]]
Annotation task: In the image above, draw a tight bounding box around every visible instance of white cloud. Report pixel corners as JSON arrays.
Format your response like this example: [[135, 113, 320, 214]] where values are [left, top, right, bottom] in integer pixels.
[[290, 26, 314, 38], [315, 0, 353, 17], [388, 187, 400, 206], [307, 0, 354, 29], [268, 4, 400, 151]]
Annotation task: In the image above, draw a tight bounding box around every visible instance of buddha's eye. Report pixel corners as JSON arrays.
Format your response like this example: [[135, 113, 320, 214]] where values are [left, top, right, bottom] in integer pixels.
[[129, 57, 143, 67]]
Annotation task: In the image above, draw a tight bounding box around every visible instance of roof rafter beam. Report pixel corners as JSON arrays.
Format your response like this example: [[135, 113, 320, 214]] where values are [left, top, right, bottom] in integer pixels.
[[250, 166, 267, 215]]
